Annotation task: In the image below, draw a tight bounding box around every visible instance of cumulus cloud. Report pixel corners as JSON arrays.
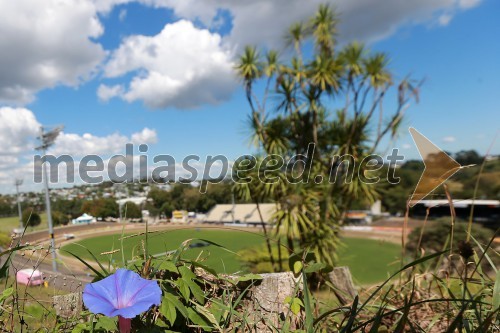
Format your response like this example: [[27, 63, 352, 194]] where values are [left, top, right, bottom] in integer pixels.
[[0, 0, 106, 105], [131, 128, 158, 145], [50, 128, 158, 156], [0, 107, 158, 189], [0, 107, 40, 155], [442, 136, 456, 143], [0, 107, 157, 158], [97, 84, 124, 102], [102, 20, 235, 109]]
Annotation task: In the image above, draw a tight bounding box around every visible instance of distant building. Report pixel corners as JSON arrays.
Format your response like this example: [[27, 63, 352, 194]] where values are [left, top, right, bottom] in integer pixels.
[[411, 199, 500, 225], [172, 210, 187, 223], [346, 211, 372, 224], [204, 203, 275, 226], [116, 197, 148, 206]]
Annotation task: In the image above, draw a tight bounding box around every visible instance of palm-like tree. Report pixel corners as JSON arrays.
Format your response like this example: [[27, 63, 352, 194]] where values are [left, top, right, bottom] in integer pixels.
[[308, 54, 343, 94], [236, 46, 266, 143], [340, 42, 365, 78], [364, 53, 392, 89], [236, 46, 263, 111], [235, 4, 419, 267], [286, 22, 306, 59], [310, 4, 338, 53]]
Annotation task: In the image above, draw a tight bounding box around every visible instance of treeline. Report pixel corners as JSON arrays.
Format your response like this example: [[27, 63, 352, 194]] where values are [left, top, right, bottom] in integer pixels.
[[145, 181, 233, 219], [6, 182, 234, 225]]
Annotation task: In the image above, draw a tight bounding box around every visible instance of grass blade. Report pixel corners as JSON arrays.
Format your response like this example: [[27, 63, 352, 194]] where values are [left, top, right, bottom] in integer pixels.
[[492, 270, 500, 312], [63, 250, 106, 279]]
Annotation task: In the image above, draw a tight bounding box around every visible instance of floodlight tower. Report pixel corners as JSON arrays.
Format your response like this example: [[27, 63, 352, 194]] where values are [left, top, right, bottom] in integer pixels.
[[36, 125, 63, 272], [15, 179, 23, 229]]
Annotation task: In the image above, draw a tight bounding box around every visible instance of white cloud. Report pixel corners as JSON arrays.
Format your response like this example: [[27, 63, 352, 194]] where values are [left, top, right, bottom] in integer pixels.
[[0, 107, 157, 158], [0, 107, 40, 155], [97, 84, 124, 102], [0, 156, 19, 169], [50, 129, 158, 156], [438, 13, 453, 26], [131, 128, 158, 145], [442, 136, 456, 143], [0, 0, 106, 104], [459, 0, 481, 9], [402, 143, 412, 149], [103, 20, 235, 109], [0, 107, 158, 190]]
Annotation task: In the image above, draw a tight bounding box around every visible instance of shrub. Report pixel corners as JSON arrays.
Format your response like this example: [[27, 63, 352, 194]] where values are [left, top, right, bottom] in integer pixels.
[[21, 209, 41, 228], [406, 221, 498, 270], [51, 210, 66, 226], [122, 202, 142, 219], [406, 221, 494, 254]]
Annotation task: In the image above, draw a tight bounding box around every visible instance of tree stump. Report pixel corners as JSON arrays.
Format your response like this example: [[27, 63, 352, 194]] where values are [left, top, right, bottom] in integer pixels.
[[238, 272, 303, 332], [328, 266, 357, 305], [53, 291, 83, 318]]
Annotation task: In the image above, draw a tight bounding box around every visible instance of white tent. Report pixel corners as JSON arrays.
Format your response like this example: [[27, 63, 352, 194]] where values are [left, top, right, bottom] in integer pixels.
[[72, 213, 96, 225]]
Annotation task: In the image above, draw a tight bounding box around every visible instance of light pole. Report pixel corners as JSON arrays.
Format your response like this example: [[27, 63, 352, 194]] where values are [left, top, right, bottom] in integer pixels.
[[36, 125, 63, 272], [15, 179, 23, 229]]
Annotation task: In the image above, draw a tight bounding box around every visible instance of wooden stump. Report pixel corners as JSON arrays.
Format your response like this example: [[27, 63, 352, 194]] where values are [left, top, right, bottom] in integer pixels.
[[328, 266, 357, 305], [53, 292, 83, 318], [239, 272, 303, 332]]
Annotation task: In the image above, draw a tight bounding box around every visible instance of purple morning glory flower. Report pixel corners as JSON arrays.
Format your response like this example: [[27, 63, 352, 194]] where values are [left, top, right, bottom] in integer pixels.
[[83, 269, 162, 319]]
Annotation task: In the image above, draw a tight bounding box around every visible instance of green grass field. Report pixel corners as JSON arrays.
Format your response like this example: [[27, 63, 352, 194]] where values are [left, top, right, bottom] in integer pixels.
[[339, 238, 400, 284], [61, 228, 400, 284], [0, 213, 48, 234]]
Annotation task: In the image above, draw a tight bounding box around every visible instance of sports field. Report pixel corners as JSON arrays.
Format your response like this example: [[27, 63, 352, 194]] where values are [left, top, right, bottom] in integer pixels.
[[61, 228, 400, 284]]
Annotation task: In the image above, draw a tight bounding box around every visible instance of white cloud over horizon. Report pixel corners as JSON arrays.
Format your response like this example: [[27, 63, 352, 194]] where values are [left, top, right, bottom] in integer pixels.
[[50, 127, 158, 156], [0, 107, 158, 189]]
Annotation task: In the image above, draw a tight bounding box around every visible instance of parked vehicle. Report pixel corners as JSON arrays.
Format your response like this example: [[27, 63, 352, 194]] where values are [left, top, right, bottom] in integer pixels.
[[16, 268, 44, 286]]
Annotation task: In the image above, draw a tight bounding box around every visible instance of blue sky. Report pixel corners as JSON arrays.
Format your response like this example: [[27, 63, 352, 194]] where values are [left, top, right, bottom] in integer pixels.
[[0, 0, 498, 192]]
